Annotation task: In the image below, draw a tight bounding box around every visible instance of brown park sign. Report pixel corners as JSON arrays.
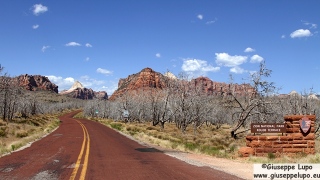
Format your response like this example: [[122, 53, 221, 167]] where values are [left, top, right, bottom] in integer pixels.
[[251, 123, 286, 133]]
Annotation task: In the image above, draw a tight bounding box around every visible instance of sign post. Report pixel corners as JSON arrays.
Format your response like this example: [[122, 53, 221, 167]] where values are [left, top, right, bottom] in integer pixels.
[[122, 110, 129, 122]]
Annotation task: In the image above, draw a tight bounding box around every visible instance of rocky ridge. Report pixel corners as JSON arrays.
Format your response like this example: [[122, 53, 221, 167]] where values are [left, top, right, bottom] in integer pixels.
[[190, 77, 254, 96], [109, 67, 167, 100], [109, 67, 255, 100], [13, 74, 58, 93]]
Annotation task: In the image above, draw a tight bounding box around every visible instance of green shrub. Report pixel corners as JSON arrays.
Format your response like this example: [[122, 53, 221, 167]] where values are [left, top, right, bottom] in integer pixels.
[[127, 126, 143, 133], [0, 126, 8, 137], [11, 143, 23, 151], [171, 142, 178, 149], [229, 145, 236, 152], [200, 145, 220, 155], [184, 142, 198, 151], [110, 123, 123, 131], [268, 152, 276, 159], [11, 144, 16, 151]]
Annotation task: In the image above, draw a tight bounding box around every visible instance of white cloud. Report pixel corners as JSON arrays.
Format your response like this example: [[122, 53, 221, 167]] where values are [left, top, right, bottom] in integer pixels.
[[290, 29, 312, 38], [197, 14, 203, 20], [32, 24, 39, 29], [32, 4, 48, 16], [47, 76, 75, 91], [250, 54, 264, 63], [85, 43, 92, 47], [206, 18, 217, 25], [310, 24, 317, 29], [182, 59, 220, 75], [230, 66, 246, 74], [215, 53, 247, 67], [41, 46, 50, 52], [65, 42, 81, 46], [47, 75, 115, 94], [244, 47, 255, 53], [303, 21, 317, 29], [155, 53, 161, 58], [281, 35, 286, 39], [97, 68, 113, 75], [79, 75, 105, 87], [47, 75, 105, 92], [77, 75, 115, 94], [101, 82, 118, 95]]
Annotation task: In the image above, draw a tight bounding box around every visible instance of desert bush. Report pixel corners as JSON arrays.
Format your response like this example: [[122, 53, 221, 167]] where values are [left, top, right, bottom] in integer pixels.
[[16, 131, 28, 138], [184, 142, 197, 151], [0, 126, 8, 137], [0, 121, 6, 126], [146, 126, 157, 131], [267, 152, 276, 159], [110, 122, 123, 131], [11, 144, 16, 151], [200, 145, 220, 156]]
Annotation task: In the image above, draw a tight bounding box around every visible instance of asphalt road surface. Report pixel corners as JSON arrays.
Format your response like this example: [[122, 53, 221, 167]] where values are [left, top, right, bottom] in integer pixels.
[[0, 111, 243, 180]]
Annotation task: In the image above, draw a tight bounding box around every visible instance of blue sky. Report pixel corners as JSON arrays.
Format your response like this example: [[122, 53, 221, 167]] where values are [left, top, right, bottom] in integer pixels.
[[1, 1, 319, 95]]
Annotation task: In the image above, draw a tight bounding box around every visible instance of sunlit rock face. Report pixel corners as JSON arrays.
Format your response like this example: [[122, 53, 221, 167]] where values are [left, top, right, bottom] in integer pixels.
[[13, 74, 58, 93], [60, 81, 108, 100], [109, 67, 255, 100]]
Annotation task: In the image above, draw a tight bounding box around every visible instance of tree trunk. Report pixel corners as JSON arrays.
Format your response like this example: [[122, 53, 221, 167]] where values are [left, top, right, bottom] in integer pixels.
[[160, 121, 165, 131]]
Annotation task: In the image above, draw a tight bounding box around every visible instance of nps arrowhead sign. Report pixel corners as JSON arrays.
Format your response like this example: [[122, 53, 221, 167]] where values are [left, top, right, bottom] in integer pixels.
[[299, 117, 311, 133]]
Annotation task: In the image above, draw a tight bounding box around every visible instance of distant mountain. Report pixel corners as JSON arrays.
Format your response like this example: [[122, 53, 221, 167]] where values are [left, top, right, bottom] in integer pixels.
[[12, 74, 58, 93], [60, 81, 108, 100], [163, 71, 177, 79], [190, 76, 255, 96], [109, 67, 255, 100], [70, 80, 84, 90], [109, 67, 168, 100]]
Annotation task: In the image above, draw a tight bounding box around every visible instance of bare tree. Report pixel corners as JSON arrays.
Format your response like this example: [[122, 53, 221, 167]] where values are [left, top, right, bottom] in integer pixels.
[[226, 61, 278, 138]]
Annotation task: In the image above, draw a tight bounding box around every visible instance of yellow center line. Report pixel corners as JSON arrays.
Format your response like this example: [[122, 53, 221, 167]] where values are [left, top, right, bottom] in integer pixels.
[[69, 120, 90, 180], [80, 123, 90, 180]]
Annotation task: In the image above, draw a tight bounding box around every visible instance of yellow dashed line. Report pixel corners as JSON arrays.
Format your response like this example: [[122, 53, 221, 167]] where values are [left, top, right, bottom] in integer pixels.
[[69, 120, 90, 180], [79, 122, 90, 180]]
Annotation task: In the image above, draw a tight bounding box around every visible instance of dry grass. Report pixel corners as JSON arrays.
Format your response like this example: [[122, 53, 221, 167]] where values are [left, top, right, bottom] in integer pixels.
[[92, 118, 320, 163], [91, 119, 246, 159], [0, 88, 83, 156], [0, 109, 76, 157]]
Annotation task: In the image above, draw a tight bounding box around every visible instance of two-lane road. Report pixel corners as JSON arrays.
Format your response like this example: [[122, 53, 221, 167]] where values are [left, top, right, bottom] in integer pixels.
[[0, 111, 243, 180]]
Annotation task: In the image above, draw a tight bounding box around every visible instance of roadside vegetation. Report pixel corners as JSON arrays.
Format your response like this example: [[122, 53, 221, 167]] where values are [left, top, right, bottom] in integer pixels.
[[82, 112, 320, 163], [81, 61, 320, 163], [0, 113, 61, 156], [0, 64, 85, 156], [1, 62, 320, 163]]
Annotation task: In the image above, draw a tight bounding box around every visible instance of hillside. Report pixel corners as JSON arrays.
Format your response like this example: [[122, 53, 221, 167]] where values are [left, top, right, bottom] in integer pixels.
[[12, 74, 58, 93], [109, 67, 255, 100]]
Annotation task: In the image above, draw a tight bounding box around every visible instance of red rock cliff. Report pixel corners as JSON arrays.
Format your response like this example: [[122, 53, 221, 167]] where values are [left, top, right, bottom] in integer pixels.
[[110, 68, 255, 100], [13, 74, 58, 93], [191, 77, 255, 96], [110, 67, 167, 100]]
